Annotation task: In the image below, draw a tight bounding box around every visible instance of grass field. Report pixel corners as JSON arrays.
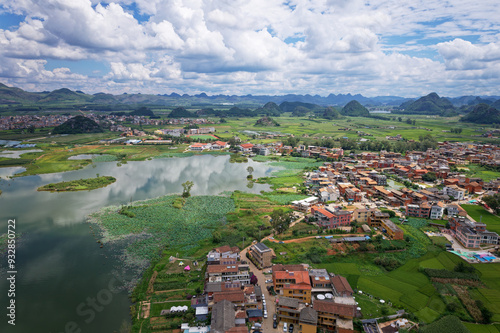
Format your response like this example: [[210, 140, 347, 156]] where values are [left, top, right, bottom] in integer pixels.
[[463, 322, 500, 333], [461, 204, 500, 234], [186, 134, 218, 140]]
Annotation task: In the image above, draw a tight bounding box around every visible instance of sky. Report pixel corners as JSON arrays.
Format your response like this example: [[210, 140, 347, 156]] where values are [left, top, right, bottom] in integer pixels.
[[0, 0, 499, 97]]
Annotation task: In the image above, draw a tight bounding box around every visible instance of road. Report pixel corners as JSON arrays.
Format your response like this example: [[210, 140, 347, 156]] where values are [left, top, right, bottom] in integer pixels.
[[240, 246, 278, 332]]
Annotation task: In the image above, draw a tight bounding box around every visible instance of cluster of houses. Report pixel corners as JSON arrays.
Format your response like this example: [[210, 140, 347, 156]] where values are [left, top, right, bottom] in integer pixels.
[[155, 126, 216, 137], [0, 114, 72, 130], [288, 147, 499, 248], [246, 243, 360, 333], [181, 245, 360, 333]]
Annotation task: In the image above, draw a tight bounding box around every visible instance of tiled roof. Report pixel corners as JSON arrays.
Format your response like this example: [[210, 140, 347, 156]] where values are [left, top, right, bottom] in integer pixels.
[[313, 300, 356, 317], [331, 275, 353, 295]]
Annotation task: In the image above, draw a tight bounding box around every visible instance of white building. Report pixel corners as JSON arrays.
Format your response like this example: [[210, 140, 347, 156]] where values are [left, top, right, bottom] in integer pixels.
[[430, 202, 444, 220], [443, 185, 465, 200], [318, 185, 340, 202]]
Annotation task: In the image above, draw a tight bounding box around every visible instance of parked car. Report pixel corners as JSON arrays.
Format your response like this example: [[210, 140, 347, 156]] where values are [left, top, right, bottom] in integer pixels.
[[273, 313, 277, 321], [289, 323, 294, 332], [273, 321, 278, 328], [283, 322, 288, 332], [264, 310, 268, 318]]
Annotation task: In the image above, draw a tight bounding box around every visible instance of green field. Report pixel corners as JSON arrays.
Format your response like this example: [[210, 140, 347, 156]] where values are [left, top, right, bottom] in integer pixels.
[[463, 322, 500, 333], [461, 204, 500, 234], [187, 134, 217, 140], [37, 176, 116, 192]]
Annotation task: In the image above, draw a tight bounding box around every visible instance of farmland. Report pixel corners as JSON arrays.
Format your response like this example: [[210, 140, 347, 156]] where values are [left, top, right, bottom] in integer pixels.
[[89, 195, 236, 266]]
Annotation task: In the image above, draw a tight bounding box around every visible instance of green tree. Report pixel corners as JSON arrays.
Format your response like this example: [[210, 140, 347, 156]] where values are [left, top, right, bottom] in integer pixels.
[[270, 208, 292, 234], [422, 172, 437, 182], [247, 166, 254, 179], [182, 180, 194, 198]]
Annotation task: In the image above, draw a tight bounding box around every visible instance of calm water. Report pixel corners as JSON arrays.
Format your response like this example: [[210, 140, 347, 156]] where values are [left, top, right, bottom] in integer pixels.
[[0, 155, 277, 333]]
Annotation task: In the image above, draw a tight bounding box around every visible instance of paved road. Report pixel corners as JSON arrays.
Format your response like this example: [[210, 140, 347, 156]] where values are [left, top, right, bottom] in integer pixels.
[[240, 247, 279, 332]]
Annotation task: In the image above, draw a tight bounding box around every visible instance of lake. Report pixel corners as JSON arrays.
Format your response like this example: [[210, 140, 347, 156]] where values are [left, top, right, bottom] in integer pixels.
[[0, 154, 278, 333]]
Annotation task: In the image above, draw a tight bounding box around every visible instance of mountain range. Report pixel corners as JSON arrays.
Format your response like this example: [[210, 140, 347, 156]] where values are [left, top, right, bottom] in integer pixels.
[[1, 83, 499, 112]]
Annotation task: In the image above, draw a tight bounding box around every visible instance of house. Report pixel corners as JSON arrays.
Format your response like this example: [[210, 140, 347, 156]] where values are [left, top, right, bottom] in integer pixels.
[[277, 297, 301, 324], [292, 197, 319, 212], [449, 216, 499, 248], [309, 269, 332, 290], [207, 245, 240, 265], [273, 270, 312, 303], [190, 142, 211, 151], [430, 202, 445, 220], [211, 141, 229, 150], [443, 185, 465, 200], [331, 275, 353, 297], [353, 208, 373, 223], [211, 299, 245, 333], [313, 300, 356, 332], [311, 206, 352, 229], [238, 143, 254, 152], [405, 202, 431, 218], [206, 264, 250, 285], [299, 307, 318, 333], [318, 186, 340, 202], [249, 242, 274, 268]]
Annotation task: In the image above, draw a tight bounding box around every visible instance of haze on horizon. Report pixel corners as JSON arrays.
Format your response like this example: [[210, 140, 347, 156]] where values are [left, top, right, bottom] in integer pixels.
[[0, 0, 499, 98]]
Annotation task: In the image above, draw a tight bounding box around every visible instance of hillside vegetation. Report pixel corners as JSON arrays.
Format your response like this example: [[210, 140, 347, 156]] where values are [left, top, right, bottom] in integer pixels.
[[52, 115, 104, 134]]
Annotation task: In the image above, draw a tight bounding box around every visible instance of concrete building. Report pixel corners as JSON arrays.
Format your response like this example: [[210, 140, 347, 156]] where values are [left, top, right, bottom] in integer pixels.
[[249, 242, 273, 268]]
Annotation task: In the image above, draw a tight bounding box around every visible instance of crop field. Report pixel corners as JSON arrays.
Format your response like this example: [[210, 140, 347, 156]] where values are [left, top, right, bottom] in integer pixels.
[[464, 322, 500, 333], [186, 134, 218, 140], [420, 315, 471, 333], [211, 115, 499, 144], [89, 195, 235, 266], [461, 205, 500, 234]]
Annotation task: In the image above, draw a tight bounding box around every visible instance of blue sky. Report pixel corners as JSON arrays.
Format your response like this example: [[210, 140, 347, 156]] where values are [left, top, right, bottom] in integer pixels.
[[0, 0, 499, 97]]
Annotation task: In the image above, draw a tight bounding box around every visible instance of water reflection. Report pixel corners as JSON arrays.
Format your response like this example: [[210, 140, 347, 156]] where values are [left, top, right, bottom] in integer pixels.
[[0, 155, 277, 332]]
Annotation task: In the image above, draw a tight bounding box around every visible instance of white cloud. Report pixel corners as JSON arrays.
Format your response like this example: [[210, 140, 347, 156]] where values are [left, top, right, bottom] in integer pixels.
[[0, 0, 499, 96]]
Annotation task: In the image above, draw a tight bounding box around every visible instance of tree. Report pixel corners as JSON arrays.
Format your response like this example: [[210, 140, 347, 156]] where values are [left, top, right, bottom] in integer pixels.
[[212, 231, 222, 243], [483, 193, 500, 215], [182, 180, 194, 198], [270, 208, 292, 234], [247, 166, 254, 179], [250, 273, 258, 285], [422, 172, 437, 182]]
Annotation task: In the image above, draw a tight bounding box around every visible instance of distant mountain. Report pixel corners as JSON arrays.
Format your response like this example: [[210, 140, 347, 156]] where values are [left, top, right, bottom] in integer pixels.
[[279, 101, 320, 113], [38, 88, 91, 103], [322, 106, 342, 120], [130, 107, 155, 117], [0, 83, 41, 103], [341, 100, 369, 117], [255, 102, 281, 116], [491, 99, 500, 110], [397, 92, 456, 116], [52, 115, 104, 134], [2, 82, 498, 112], [447, 95, 499, 107], [460, 104, 500, 124], [168, 107, 194, 118]]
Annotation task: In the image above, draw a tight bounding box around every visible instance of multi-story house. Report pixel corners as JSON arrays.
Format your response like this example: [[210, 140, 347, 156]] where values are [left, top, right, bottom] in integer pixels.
[[313, 300, 356, 332], [273, 270, 312, 303], [449, 216, 499, 248], [311, 206, 352, 229], [249, 242, 274, 268], [443, 185, 465, 200], [430, 202, 445, 220], [206, 264, 250, 285]]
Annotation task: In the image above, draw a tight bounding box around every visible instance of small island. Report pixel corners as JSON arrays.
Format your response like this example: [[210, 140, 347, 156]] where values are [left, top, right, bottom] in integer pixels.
[[37, 176, 116, 192]]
